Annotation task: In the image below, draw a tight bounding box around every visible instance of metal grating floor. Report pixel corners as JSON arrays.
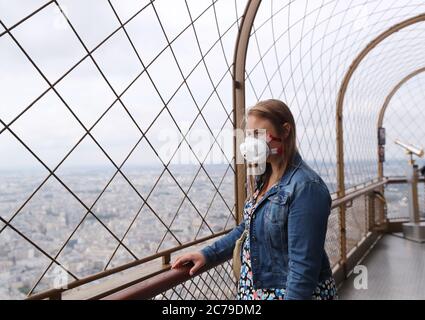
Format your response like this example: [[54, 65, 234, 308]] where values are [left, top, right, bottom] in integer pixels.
[[338, 234, 425, 300]]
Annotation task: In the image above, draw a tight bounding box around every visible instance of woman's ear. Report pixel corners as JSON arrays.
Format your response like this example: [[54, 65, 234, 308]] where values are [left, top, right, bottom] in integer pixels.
[[282, 123, 291, 139]]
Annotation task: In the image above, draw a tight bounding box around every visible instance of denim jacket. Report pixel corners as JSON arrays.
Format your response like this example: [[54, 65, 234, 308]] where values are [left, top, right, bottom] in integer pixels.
[[200, 151, 333, 300]]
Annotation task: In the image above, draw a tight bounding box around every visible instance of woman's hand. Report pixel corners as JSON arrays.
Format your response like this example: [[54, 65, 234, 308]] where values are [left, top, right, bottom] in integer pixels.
[[171, 251, 206, 276]]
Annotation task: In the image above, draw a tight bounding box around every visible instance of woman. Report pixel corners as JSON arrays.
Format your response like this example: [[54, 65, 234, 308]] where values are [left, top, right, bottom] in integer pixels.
[[171, 99, 337, 300]]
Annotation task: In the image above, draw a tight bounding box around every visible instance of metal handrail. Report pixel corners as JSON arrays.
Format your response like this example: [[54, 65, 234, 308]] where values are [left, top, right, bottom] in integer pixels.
[[27, 177, 400, 300], [101, 179, 388, 300], [28, 178, 392, 300], [331, 178, 388, 209], [386, 176, 425, 184], [26, 229, 232, 300], [101, 259, 228, 300]]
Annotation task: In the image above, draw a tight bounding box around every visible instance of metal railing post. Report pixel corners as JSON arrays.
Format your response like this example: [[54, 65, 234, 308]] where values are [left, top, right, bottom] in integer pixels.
[[232, 0, 262, 224], [368, 192, 376, 231]]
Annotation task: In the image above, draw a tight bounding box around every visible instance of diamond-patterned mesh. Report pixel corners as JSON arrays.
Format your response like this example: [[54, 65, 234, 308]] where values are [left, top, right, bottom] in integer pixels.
[[243, 0, 425, 191], [385, 182, 425, 220], [383, 72, 425, 172], [152, 260, 235, 300], [326, 208, 341, 267], [0, 0, 243, 299], [241, 0, 425, 274], [2, 0, 425, 300], [345, 196, 368, 254]]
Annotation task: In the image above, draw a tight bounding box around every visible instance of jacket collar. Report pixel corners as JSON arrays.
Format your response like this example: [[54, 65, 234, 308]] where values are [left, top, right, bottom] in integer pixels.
[[251, 150, 303, 211], [277, 150, 303, 187]]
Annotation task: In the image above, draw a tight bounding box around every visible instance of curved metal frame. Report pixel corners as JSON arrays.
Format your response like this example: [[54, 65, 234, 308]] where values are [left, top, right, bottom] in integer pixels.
[[335, 13, 425, 268], [336, 12, 425, 196], [26, 0, 264, 299], [377, 67, 425, 178], [232, 0, 262, 223], [21, 0, 425, 300]]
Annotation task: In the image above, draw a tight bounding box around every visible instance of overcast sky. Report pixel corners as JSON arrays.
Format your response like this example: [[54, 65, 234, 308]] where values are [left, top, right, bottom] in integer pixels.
[[1, 0, 425, 172]]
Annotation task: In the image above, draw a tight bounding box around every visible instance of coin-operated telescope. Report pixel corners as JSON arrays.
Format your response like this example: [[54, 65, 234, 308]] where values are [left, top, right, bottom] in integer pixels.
[[394, 139, 425, 242], [394, 139, 424, 159]]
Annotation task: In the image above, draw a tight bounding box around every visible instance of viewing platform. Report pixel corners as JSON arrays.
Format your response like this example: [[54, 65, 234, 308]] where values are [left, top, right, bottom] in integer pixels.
[[1, 0, 425, 300]]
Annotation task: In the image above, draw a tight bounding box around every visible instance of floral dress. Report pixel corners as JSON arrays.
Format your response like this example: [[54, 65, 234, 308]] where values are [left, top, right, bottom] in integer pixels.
[[236, 186, 338, 300]]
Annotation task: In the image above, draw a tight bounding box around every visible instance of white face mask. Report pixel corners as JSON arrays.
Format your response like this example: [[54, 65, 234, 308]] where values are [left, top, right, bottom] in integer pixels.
[[239, 136, 269, 164], [239, 127, 285, 176], [239, 134, 283, 164]]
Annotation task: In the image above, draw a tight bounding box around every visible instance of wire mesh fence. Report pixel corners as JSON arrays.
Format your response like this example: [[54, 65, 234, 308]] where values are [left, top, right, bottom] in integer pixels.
[[243, 0, 425, 190], [0, 0, 243, 299], [1, 0, 425, 300], [152, 260, 235, 300], [385, 181, 425, 220], [325, 208, 340, 267], [345, 195, 368, 254], [382, 70, 425, 178]]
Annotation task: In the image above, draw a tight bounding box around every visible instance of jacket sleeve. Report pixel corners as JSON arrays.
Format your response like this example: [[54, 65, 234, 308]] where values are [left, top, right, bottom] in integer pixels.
[[200, 218, 246, 266], [284, 180, 332, 300]]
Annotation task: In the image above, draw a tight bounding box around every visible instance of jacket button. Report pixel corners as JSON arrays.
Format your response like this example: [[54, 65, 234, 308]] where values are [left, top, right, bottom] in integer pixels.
[[252, 236, 256, 241]]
